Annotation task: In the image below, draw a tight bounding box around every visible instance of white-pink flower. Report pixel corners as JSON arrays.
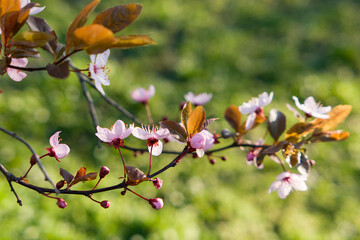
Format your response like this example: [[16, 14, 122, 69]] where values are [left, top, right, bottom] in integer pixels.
[[292, 96, 331, 119], [95, 120, 134, 149], [131, 85, 155, 104], [268, 172, 308, 199], [184, 92, 212, 106], [7, 58, 28, 82], [21, 0, 45, 15], [132, 126, 170, 156], [189, 130, 215, 157], [239, 91, 274, 130], [149, 198, 164, 210], [46, 131, 70, 161], [89, 49, 110, 95]]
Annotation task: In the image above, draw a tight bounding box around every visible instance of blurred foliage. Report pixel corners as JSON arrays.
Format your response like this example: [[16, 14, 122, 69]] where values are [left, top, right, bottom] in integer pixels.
[[0, 0, 360, 239]]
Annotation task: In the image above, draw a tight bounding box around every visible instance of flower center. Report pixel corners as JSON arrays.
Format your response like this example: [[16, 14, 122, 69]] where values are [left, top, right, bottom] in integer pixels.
[[147, 138, 159, 147]]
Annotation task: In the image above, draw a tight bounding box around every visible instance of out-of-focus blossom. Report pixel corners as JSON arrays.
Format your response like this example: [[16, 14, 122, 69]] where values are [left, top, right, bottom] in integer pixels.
[[21, 0, 45, 15], [89, 49, 110, 95], [239, 92, 273, 130], [292, 96, 331, 119], [132, 126, 170, 156], [131, 85, 155, 104], [202, 130, 215, 151], [46, 131, 70, 161], [268, 172, 308, 199], [246, 139, 264, 169], [7, 58, 28, 82], [96, 120, 134, 149], [152, 178, 163, 189], [149, 198, 164, 210], [184, 92, 212, 106]]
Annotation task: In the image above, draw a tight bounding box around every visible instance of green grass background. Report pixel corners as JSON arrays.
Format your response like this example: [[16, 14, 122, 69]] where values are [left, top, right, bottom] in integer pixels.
[[0, 0, 360, 239]]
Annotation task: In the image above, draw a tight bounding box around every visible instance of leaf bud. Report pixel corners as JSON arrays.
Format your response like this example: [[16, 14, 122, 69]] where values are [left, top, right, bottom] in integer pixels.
[[100, 200, 111, 209], [56, 180, 65, 190], [30, 154, 39, 165], [57, 198, 67, 209], [149, 198, 164, 210], [99, 166, 110, 178]]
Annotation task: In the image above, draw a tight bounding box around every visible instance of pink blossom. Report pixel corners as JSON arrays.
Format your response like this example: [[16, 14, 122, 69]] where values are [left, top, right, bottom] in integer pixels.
[[149, 198, 164, 210], [184, 92, 212, 106], [7, 58, 28, 82], [95, 120, 134, 149], [292, 96, 331, 119], [202, 130, 215, 151], [46, 131, 70, 161], [131, 85, 155, 104], [190, 132, 207, 157], [239, 92, 273, 130], [21, 0, 45, 15], [152, 178, 163, 189], [89, 49, 110, 95], [132, 126, 170, 156], [268, 172, 308, 199], [246, 139, 264, 169]]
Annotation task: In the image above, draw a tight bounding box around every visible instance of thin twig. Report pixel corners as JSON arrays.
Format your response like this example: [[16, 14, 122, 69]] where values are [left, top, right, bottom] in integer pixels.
[[77, 70, 102, 148], [0, 164, 22, 206], [0, 126, 59, 194]]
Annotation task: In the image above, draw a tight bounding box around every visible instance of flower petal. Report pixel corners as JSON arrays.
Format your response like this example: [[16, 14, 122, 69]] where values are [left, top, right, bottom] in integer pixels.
[[132, 127, 151, 140], [244, 112, 256, 131], [112, 120, 126, 136], [95, 126, 114, 143], [49, 131, 61, 147], [277, 182, 292, 199], [53, 144, 70, 159], [149, 140, 163, 156]]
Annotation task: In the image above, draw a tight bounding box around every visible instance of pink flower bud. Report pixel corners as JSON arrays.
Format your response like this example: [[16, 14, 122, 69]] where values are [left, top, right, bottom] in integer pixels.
[[149, 198, 164, 210], [99, 166, 110, 178], [152, 178, 163, 189], [100, 200, 111, 209], [246, 152, 254, 161], [190, 133, 206, 149], [57, 198, 67, 209]]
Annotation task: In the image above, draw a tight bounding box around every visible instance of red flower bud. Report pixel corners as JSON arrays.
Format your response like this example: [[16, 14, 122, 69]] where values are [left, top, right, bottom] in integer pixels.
[[30, 154, 39, 165], [149, 198, 164, 210], [209, 159, 216, 165], [152, 178, 163, 189], [99, 166, 110, 178], [100, 200, 110, 209], [57, 198, 67, 209], [221, 156, 227, 161]]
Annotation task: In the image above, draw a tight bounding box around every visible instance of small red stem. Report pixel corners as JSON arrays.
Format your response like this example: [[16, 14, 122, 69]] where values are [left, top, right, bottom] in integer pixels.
[[126, 187, 149, 201]]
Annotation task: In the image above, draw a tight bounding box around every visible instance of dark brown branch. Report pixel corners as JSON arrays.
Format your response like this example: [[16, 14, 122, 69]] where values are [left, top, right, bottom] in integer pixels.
[[7, 65, 47, 72], [0, 164, 22, 206]]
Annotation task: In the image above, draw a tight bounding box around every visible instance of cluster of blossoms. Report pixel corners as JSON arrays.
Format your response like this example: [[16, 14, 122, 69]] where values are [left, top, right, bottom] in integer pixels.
[[238, 92, 332, 199]]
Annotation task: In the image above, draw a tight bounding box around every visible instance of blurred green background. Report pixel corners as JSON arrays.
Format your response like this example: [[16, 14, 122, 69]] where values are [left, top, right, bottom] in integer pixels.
[[1, 0, 360, 239]]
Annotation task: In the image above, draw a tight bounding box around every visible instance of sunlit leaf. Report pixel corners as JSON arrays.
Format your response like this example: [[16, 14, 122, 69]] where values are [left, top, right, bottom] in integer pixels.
[[312, 105, 352, 133], [187, 106, 206, 137], [160, 120, 187, 142], [46, 61, 69, 79], [12, 31, 55, 48], [65, 0, 101, 53], [73, 24, 117, 54], [285, 122, 315, 143], [92, 4, 142, 33], [310, 130, 350, 143], [268, 109, 286, 142], [224, 105, 242, 133], [113, 35, 155, 49], [181, 101, 191, 132], [125, 166, 149, 186], [0, 0, 20, 17], [70, 172, 98, 186], [26, 16, 59, 57], [74, 166, 87, 179]]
